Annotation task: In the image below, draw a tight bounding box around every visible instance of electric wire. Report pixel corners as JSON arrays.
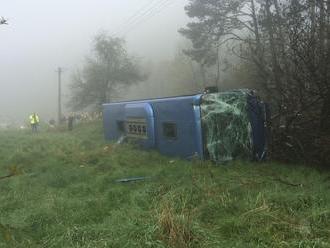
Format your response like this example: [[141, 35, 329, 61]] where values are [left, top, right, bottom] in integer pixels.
[[113, 0, 158, 36], [114, 0, 170, 37], [120, 0, 174, 37], [113, 0, 174, 37]]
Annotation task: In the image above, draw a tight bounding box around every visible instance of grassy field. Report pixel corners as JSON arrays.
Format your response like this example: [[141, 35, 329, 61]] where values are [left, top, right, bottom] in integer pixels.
[[0, 121, 329, 247]]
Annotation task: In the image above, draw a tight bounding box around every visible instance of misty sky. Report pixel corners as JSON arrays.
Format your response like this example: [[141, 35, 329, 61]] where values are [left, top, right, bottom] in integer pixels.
[[0, 0, 189, 124]]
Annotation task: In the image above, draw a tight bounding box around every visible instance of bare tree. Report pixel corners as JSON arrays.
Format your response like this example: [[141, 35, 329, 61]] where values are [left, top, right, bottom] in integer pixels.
[[0, 17, 8, 25]]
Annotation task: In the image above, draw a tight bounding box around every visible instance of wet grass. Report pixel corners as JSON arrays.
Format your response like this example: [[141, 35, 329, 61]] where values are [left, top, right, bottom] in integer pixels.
[[0, 121, 330, 247]]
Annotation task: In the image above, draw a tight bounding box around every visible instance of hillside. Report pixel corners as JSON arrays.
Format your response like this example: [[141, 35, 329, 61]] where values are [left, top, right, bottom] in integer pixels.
[[0, 122, 329, 247]]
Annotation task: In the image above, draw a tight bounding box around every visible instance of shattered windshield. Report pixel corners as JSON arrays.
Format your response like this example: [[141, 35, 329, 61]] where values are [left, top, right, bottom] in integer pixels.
[[201, 90, 253, 163]]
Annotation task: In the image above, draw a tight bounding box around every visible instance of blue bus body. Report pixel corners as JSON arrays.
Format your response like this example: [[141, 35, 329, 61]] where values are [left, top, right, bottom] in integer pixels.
[[102, 90, 268, 161]]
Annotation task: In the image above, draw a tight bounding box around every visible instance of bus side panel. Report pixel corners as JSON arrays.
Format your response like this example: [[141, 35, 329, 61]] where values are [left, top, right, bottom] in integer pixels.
[[151, 97, 203, 159]]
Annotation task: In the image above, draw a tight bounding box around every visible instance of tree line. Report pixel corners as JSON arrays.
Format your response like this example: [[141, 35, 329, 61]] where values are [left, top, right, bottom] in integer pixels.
[[178, 0, 330, 165]]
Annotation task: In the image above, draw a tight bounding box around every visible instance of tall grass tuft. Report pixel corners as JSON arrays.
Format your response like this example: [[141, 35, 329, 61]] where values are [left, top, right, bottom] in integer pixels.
[[157, 198, 196, 248]]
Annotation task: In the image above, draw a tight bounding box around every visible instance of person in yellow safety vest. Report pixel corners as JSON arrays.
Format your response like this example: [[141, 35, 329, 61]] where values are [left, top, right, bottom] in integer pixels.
[[29, 113, 40, 132]]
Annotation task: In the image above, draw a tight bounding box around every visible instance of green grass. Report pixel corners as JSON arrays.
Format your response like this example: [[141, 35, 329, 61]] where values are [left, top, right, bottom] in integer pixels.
[[0, 121, 330, 247]]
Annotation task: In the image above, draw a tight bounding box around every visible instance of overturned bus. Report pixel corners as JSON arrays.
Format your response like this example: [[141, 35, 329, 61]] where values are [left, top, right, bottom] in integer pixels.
[[102, 89, 269, 162]]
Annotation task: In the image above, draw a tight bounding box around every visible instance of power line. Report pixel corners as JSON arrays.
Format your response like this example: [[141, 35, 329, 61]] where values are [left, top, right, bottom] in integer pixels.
[[113, 0, 157, 35], [114, 0, 174, 37], [121, 0, 174, 37], [124, 0, 173, 33], [114, 0, 167, 36]]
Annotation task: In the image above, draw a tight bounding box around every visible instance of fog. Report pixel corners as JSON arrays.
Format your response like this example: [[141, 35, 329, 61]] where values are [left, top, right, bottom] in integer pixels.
[[0, 0, 189, 124]]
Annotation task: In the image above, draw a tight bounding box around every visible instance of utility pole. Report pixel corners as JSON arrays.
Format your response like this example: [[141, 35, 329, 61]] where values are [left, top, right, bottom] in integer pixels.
[[56, 67, 62, 124]]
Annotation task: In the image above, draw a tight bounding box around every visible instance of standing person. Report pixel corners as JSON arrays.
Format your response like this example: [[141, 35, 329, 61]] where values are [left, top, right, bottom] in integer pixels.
[[68, 114, 74, 131], [29, 113, 40, 132]]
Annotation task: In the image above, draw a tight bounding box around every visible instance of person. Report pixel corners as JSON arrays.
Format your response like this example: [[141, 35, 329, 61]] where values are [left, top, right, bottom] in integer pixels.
[[68, 114, 74, 131], [29, 113, 40, 132]]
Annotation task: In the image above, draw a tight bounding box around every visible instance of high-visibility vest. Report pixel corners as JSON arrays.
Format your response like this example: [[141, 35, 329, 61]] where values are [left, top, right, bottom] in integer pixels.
[[29, 114, 39, 124]]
